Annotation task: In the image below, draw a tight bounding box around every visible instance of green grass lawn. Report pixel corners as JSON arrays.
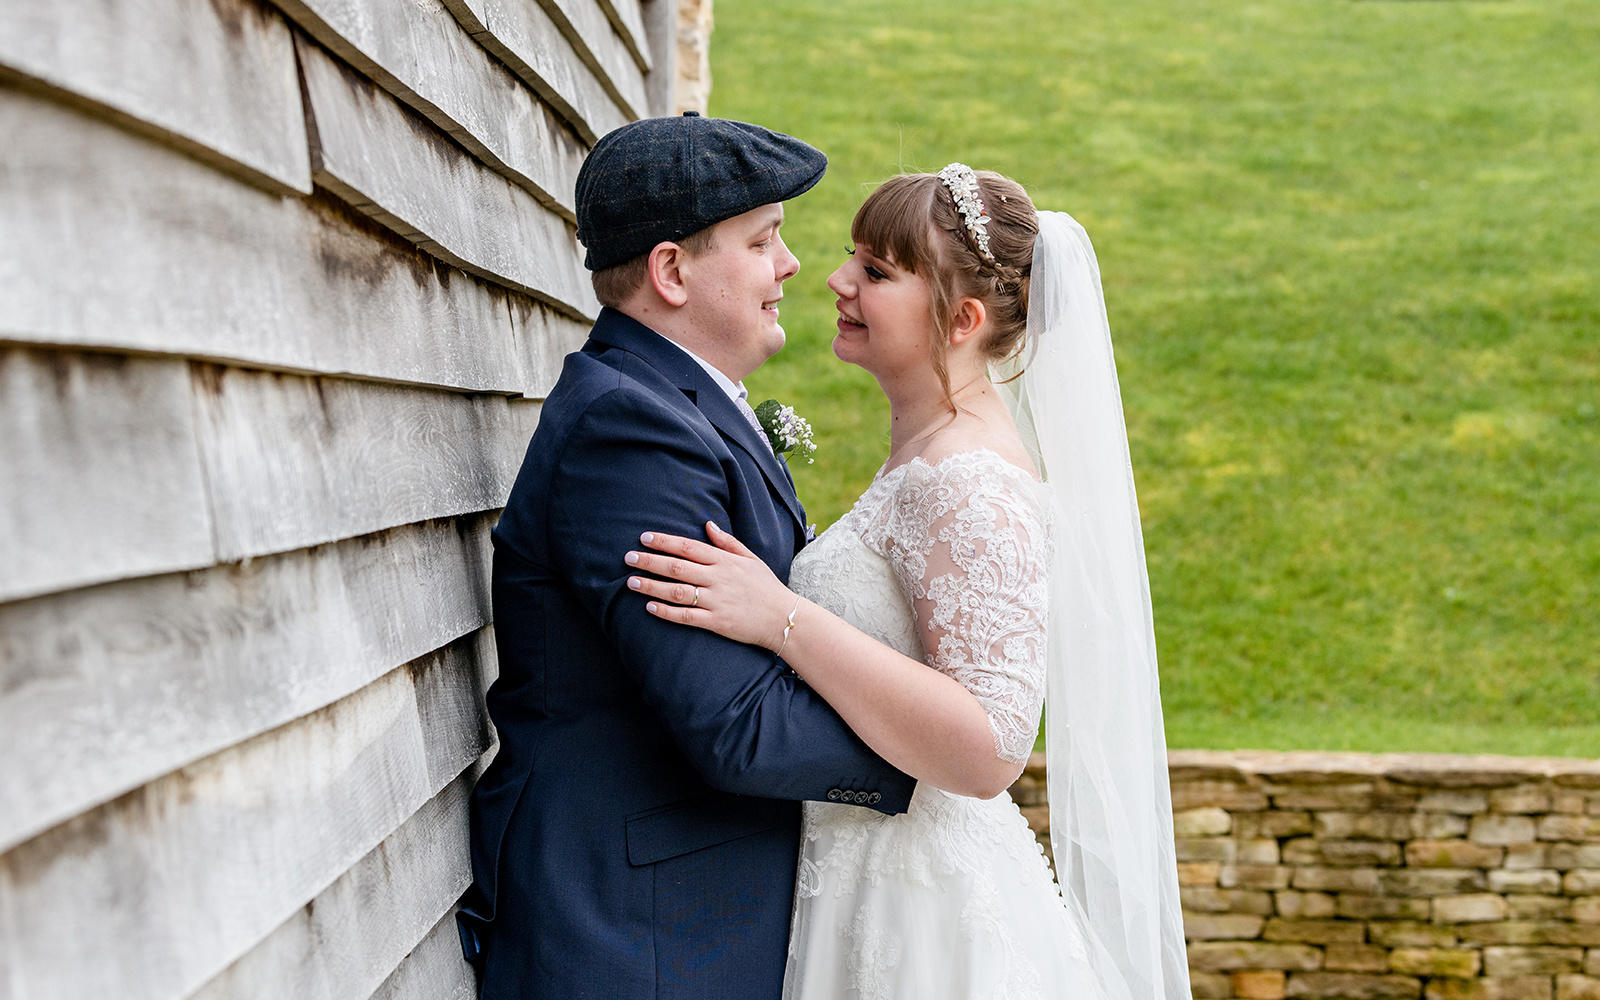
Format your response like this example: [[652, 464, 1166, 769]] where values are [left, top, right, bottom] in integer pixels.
[[712, 0, 1600, 756]]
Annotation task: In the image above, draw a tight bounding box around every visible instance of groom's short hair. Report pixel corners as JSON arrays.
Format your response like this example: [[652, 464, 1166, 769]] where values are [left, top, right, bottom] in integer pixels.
[[591, 225, 717, 308], [575, 113, 825, 305]]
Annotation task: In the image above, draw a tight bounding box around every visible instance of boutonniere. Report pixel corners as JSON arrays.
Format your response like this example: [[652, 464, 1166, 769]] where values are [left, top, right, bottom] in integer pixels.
[[754, 399, 817, 464]]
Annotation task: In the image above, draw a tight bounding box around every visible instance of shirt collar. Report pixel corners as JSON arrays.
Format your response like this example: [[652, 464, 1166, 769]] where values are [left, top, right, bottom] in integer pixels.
[[660, 337, 748, 405]]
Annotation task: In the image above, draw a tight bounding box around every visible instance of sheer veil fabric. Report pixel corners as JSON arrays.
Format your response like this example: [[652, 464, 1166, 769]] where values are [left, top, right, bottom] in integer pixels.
[[993, 211, 1191, 1000]]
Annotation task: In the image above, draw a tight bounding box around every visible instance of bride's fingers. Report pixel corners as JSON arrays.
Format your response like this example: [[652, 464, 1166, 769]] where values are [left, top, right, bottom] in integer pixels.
[[638, 531, 720, 565], [643, 598, 715, 630], [624, 549, 710, 584], [627, 575, 701, 608], [705, 521, 758, 557]]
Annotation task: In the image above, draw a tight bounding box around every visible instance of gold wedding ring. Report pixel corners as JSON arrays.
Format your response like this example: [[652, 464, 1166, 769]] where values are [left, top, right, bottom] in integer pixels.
[[690, 586, 700, 607]]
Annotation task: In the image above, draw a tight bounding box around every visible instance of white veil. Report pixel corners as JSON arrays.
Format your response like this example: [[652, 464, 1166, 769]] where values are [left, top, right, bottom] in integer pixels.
[[993, 211, 1190, 1000]]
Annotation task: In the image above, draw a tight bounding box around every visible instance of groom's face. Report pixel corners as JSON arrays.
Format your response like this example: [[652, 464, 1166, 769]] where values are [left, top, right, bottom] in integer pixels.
[[680, 203, 799, 381]]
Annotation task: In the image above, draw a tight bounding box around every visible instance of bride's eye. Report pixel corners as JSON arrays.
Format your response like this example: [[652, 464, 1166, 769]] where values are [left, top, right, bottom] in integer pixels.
[[847, 246, 887, 281]]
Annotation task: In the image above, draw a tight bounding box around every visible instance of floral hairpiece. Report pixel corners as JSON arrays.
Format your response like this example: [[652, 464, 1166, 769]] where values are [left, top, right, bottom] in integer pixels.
[[936, 162, 997, 266]]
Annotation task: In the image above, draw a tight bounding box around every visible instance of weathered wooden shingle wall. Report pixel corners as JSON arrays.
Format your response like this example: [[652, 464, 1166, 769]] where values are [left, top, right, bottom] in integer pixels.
[[0, 1, 676, 996]]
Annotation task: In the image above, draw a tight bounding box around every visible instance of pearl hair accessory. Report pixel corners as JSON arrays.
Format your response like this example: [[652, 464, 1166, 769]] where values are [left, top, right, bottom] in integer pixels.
[[936, 162, 997, 266]]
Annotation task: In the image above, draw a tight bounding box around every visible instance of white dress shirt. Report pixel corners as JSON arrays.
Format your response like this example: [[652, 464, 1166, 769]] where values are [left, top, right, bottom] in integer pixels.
[[660, 336, 748, 406]]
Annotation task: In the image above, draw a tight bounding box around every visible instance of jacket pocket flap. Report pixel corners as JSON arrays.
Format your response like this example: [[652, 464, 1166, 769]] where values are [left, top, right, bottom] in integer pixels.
[[625, 796, 790, 867]]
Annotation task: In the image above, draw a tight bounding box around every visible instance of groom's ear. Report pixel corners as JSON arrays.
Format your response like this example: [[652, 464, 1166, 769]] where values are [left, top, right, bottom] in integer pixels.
[[645, 242, 691, 308], [948, 297, 988, 346]]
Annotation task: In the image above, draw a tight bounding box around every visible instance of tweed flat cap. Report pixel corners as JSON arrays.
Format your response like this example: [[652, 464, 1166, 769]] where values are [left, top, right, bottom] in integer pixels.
[[575, 112, 827, 271]]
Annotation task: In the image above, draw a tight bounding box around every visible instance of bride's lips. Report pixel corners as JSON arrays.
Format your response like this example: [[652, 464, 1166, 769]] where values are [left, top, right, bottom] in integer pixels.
[[834, 300, 866, 332]]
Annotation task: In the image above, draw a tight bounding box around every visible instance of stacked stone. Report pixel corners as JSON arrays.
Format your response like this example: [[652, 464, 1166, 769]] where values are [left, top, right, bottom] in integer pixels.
[[675, 0, 714, 114], [1008, 750, 1600, 1000]]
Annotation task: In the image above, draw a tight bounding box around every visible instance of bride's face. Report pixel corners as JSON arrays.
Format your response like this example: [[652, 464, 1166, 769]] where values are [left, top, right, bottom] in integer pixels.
[[826, 244, 937, 380]]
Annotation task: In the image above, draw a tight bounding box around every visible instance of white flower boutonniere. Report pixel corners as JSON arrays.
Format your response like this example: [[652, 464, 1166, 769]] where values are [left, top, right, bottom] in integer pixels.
[[753, 399, 817, 464]]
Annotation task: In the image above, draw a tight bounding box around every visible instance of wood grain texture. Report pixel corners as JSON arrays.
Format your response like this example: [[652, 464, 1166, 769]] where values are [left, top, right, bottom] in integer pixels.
[[510, 295, 593, 399], [191, 364, 539, 561], [0, 89, 525, 393], [189, 767, 483, 1000], [0, 0, 310, 193], [298, 38, 598, 319], [368, 910, 479, 1000], [0, 514, 495, 853], [639, 0, 677, 118], [595, 0, 651, 75], [272, 0, 584, 217], [0, 631, 494, 1000], [0, 3, 674, 998], [0, 348, 214, 603], [443, 0, 627, 143], [533, 0, 649, 120]]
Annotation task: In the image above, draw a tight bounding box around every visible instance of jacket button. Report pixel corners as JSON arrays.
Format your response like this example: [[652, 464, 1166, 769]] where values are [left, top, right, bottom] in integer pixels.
[[826, 788, 841, 801], [853, 791, 869, 804], [868, 792, 881, 805]]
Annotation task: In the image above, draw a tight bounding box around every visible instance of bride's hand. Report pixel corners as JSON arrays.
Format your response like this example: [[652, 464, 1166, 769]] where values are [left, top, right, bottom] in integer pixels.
[[625, 522, 797, 651]]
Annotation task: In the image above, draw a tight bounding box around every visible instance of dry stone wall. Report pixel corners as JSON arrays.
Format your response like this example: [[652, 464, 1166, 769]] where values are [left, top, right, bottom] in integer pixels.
[[1011, 750, 1600, 1000], [675, 0, 713, 112]]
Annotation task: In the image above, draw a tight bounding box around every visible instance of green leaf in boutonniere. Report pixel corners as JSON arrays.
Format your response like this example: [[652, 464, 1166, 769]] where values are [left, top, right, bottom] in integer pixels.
[[754, 399, 817, 464]]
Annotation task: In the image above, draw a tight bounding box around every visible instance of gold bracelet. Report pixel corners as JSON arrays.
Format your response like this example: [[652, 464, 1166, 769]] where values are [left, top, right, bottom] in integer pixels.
[[775, 595, 802, 657]]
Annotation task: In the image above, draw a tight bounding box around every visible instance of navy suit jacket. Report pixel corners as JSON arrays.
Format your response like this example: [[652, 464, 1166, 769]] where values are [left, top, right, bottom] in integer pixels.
[[460, 308, 915, 1000]]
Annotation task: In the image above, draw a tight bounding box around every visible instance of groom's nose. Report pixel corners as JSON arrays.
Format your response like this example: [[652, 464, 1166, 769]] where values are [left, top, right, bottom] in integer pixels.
[[775, 234, 800, 282]]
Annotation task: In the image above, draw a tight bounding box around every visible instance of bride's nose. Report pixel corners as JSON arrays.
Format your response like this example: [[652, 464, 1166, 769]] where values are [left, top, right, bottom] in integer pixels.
[[826, 265, 852, 297]]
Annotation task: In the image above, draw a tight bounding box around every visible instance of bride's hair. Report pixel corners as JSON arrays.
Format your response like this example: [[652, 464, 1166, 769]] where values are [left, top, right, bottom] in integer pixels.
[[851, 169, 1038, 404]]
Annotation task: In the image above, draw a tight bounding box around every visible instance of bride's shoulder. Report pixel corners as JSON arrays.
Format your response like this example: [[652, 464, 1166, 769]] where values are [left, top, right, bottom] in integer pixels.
[[889, 431, 1040, 490], [875, 439, 1047, 534], [858, 437, 1049, 553]]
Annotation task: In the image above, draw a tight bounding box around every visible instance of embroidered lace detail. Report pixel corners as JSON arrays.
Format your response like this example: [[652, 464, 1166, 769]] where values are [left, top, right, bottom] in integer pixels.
[[959, 879, 1045, 1000], [844, 905, 902, 1000], [796, 855, 823, 899], [783, 450, 1102, 1000], [853, 450, 1052, 764]]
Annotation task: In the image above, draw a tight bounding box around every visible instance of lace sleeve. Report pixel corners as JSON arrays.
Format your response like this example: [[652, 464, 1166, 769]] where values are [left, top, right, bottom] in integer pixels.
[[880, 453, 1053, 765]]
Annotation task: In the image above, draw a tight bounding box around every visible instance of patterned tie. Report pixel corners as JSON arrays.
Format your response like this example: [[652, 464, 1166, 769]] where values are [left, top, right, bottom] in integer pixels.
[[735, 393, 773, 453]]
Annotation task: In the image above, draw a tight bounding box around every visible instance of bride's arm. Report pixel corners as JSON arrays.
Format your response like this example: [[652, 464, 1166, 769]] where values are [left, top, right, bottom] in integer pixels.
[[769, 590, 1019, 800], [626, 477, 1047, 801]]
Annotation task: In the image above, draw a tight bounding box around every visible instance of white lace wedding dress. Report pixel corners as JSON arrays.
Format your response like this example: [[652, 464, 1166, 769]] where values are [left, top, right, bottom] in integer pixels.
[[783, 449, 1109, 1000]]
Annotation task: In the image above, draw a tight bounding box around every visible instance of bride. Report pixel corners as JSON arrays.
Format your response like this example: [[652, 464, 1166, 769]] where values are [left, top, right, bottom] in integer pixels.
[[623, 165, 1189, 1000]]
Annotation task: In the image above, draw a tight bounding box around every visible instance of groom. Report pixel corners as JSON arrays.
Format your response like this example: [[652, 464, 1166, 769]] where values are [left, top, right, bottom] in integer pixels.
[[458, 113, 916, 1000]]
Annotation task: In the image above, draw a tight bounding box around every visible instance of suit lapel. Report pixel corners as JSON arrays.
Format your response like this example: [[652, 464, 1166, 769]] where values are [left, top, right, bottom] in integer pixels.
[[698, 390, 810, 532], [588, 310, 808, 534]]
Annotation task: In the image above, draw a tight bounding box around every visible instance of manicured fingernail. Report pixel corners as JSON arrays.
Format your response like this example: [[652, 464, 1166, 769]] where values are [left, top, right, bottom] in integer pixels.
[[628, 577, 641, 589], [640, 532, 653, 543], [625, 552, 639, 565], [646, 602, 658, 613], [706, 521, 721, 533]]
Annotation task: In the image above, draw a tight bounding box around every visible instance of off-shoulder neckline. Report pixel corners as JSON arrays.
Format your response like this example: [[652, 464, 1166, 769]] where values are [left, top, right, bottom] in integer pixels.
[[874, 447, 1043, 487]]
